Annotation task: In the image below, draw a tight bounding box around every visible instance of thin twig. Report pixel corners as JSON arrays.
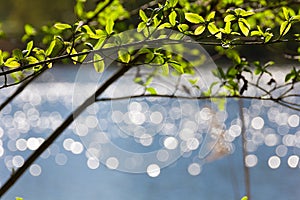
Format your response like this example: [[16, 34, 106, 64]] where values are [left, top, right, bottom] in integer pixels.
[[0, 66, 48, 111], [239, 99, 251, 200]]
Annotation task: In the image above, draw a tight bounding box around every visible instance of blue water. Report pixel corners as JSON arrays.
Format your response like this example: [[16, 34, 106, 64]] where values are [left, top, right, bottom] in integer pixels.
[[1, 65, 300, 200]]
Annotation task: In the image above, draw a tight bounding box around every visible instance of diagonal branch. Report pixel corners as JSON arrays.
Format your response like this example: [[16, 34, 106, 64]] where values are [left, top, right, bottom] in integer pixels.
[[0, 64, 131, 197]]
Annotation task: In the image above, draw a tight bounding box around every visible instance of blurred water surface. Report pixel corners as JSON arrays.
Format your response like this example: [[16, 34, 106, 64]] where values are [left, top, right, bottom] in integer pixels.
[[1, 65, 300, 200]]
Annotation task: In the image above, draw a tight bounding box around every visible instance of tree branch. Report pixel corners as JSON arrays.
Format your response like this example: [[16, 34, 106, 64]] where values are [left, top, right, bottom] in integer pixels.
[[0, 64, 131, 197]]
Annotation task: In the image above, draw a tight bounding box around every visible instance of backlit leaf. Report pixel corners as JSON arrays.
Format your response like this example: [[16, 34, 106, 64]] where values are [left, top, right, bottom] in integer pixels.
[[139, 10, 148, 22], [105, 19, 114, 35], [206, 11, 215, 21], [224, 14, 236, 22], [0, 50, 3, 65], [208, 23, 219, 35], [25, 41, 34, 56], [280, 21, 291, 36], [169, 11, 177, 26], [54, 23, 72, 30], [46, 40, 56, 57], [93, 53, 105, 73], [238, 18, 250, 36], [146, 87, 157, 95], [282, 7, 289, 21], [118, 49, 130, 63], [185, 13, 205, 23], [5, 58, 20, 68], [194, 25, 206, 35]]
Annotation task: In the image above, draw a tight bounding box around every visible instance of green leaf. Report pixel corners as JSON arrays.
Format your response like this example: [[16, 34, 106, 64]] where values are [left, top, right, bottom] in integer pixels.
[[206, 11, 215, 21], [169, 11, 177, 26], [185, 13, 205, 23], [264, 33, 273, 43], [208, 23, 220, 37], [170, 62, 184, 74], [282, 7, 289, 21], [26, 56, 39, 64], [192, 24, 205, 35], [234, 8, 254, 17], [5, 58, 20, 68], [24, 24, 36, 35], [118, 49, 130, 63], [46, 40, 56, 57], [188, 78, 199, 85], [158, 22, 172, 29], [16, 197, 23, 200], [93, 53, 105, 73], [291, 15, 300, 21], [54, 23, 72, 30], [224, 22, 232, 34], [280, 21, 291, 36], [12, 49, 23, 60], [224, 14, 236, 22], [264, 61, 275, 67], [105, 19, 114, 35], [168, 0, 178, 7], [139, 9, 148, 22], [254, 67, 262, 75], [250, 30, 261, 36], [0, 50, 4, 66], [241, 196, 248, 200], [145, 76, 153, 86], [94, 38, 106, 49], [238, 18, 250, 36], [137, 22, 147, 32], [146, 87, 157, 95], [75, 1, 84, 17], [25, 41, 34, 56], [178, 24, 189, 32]]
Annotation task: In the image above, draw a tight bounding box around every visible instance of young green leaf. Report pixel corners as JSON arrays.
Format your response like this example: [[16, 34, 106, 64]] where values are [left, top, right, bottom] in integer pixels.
[[25, 41, 34, 56], [282, 7, 289, 21], [105, 19, 114, 35], [194, 25, 206, 35], [170, 62, 184, 74], [169, 11, 177, 26], [185, 13, 205, 23], [238, 18, 250, 36], [24, 24, 36, 36], [178, 24, 189, 32], [46, 40, 56, 57], [280, 21, 291, 36], [54, 23, 72, 30], [12, 49, 24, 60], [93, 53, 105, 73], [146, 87, 157, 95], [224, 14, 236, 22], [118, 49, 130, 63], [26, 56, 39, 64], [0, 50, 4, 66], [208, 23, 220, 37], [168, 0, 178, 7], [224, 22, 232, 34], [206, 11, 216, 21], [158, 23, 172, 29], [5, 58, 20, 68], [241, 196, 248, 200], [139, 9, 148, 22]]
